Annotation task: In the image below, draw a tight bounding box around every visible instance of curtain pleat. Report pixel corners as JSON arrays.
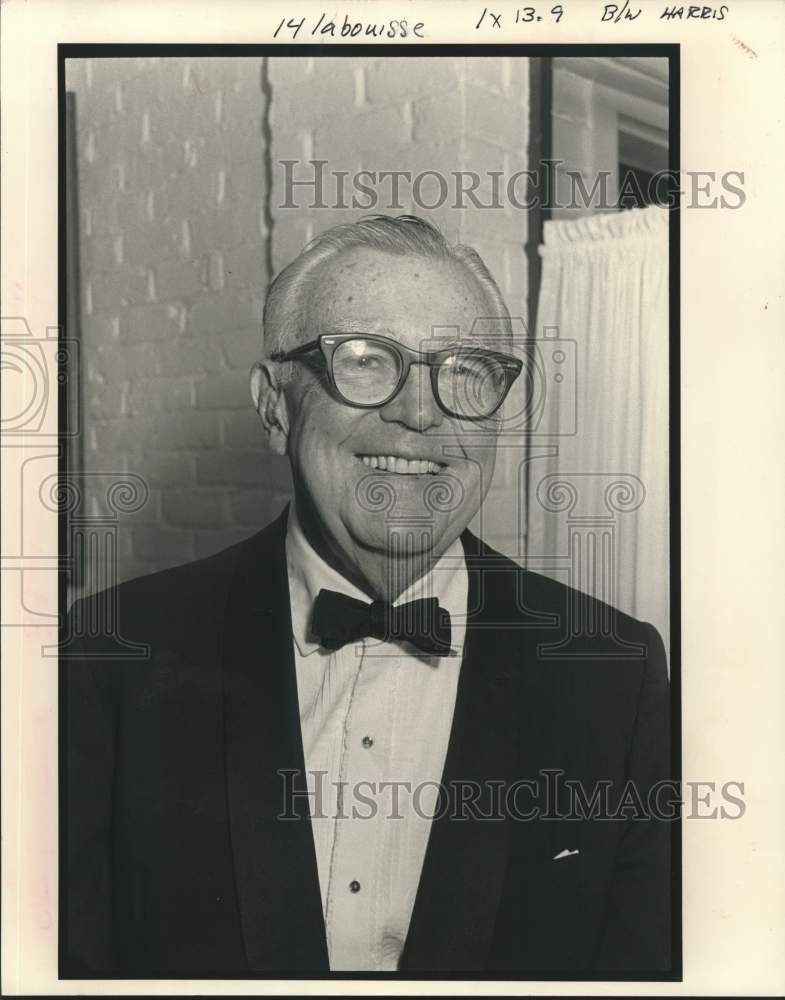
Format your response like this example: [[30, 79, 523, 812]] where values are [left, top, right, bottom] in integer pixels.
[[527, 206, 670, 657]]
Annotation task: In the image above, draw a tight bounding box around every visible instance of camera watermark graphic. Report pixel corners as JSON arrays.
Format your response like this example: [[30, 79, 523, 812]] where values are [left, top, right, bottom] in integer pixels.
[[2, 318, 79, 632], [1, 316, 150, 656], [406, 321, 578, 439], [0, 318, 78, 438]]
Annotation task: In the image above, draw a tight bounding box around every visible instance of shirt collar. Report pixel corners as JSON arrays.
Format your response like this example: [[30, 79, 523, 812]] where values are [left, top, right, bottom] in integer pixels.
[[285, 503, 468, 658]]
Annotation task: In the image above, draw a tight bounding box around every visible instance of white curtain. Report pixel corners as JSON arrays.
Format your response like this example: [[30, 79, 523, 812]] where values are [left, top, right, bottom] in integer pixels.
[[527, 205, 669, 657]]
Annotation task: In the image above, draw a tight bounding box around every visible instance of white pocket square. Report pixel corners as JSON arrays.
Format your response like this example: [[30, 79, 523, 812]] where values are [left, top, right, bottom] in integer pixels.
[[552, 848, 580, 860]]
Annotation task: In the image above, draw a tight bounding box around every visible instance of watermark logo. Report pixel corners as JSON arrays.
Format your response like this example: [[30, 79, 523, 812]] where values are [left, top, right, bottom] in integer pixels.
[[279, 160, 746, 213], [278, 770, 747, 822]]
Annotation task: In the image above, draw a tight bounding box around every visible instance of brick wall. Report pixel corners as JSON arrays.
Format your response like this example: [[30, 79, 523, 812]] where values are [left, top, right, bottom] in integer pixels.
[[269, 56, 529, 335], [551, 65, 619, 218], [67, 56, 287, 594], [68, 54, 530, 594]]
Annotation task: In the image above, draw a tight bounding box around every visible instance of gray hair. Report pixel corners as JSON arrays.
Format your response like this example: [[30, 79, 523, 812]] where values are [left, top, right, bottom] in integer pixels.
[[262, 214, 511, 360]]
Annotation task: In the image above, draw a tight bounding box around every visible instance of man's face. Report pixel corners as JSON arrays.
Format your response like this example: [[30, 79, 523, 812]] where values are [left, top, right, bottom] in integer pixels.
[[281, 247, 503, 574]]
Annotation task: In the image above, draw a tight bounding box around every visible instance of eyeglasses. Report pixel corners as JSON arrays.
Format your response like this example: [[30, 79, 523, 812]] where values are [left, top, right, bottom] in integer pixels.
[[270, 333, 523, 421]]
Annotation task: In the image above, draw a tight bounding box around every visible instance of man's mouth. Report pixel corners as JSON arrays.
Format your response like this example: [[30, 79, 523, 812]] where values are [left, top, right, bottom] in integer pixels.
[[357, 454, 446, 475]]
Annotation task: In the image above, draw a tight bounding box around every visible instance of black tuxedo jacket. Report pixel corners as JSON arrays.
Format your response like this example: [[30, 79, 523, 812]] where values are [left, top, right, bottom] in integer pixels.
[[64, 508, 673, 977]]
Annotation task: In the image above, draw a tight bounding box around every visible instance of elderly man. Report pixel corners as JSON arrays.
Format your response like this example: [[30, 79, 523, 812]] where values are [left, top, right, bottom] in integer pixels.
[[65, 215, 671, 976]]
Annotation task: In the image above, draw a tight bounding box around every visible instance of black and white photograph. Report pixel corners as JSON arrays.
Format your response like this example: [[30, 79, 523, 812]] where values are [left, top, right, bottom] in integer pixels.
[[59, 47, 677, 978], [3, 4, 784, 993]]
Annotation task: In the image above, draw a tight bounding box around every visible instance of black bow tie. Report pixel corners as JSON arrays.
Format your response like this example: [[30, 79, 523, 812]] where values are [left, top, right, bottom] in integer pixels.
[[310, 588, 452, 657]]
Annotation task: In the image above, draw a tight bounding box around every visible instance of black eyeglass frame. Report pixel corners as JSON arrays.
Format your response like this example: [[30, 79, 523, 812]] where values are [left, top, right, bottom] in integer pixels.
[[270, 333, 523, 420]]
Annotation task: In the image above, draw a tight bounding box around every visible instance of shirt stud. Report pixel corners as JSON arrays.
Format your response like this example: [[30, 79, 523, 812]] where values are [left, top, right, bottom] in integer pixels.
[[349, 879, 361, 893], [361, 735, 374, 749]]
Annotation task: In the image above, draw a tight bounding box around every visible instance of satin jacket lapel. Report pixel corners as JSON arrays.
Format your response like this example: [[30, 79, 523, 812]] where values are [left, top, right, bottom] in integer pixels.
[[400, 531, 529, 972], [221, 508, 329, 971]]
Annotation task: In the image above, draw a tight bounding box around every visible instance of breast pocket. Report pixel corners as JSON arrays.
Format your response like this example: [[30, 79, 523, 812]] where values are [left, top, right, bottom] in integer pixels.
[[511, 849, 589, 902], [497, 847, 616, 971]]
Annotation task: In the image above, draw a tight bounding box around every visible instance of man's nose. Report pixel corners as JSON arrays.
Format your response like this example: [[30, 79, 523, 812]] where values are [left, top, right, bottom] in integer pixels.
[[378, 363, 444, 432]]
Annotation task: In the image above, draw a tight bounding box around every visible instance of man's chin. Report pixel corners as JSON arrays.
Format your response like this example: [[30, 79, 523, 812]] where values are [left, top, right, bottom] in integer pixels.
[[345, 512, 457, 560]]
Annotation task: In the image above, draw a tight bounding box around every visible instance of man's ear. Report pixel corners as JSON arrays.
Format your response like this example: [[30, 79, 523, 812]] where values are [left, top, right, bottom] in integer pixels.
[[250, 362, 290, 456]]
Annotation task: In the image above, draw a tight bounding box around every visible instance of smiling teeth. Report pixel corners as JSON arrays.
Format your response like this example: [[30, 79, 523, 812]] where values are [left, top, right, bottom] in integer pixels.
[[361, 455, 443, 475]]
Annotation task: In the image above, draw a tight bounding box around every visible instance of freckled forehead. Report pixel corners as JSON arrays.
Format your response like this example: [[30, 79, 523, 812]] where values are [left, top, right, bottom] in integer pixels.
[[306, 247, 493, 340]]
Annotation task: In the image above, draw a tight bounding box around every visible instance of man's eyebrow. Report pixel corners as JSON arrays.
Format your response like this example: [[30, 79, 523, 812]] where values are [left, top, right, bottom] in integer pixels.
[[328, 327, 445, 346], [323, 326, 396, 336], [326, 330, 467, 352]]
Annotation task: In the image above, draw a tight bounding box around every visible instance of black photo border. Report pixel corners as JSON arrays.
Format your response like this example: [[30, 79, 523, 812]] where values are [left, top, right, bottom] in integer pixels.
[[57, 41, 681, 984]]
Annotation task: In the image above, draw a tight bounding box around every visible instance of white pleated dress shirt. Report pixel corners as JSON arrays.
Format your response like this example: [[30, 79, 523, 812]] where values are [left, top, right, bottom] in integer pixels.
[[285, 507, 468, 972]]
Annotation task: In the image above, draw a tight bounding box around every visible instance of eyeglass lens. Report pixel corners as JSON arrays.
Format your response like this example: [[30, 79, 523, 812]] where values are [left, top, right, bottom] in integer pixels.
[[436, 353, 508, 418], [331, 338, 508, 418], [332, 339, 403, 405]]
